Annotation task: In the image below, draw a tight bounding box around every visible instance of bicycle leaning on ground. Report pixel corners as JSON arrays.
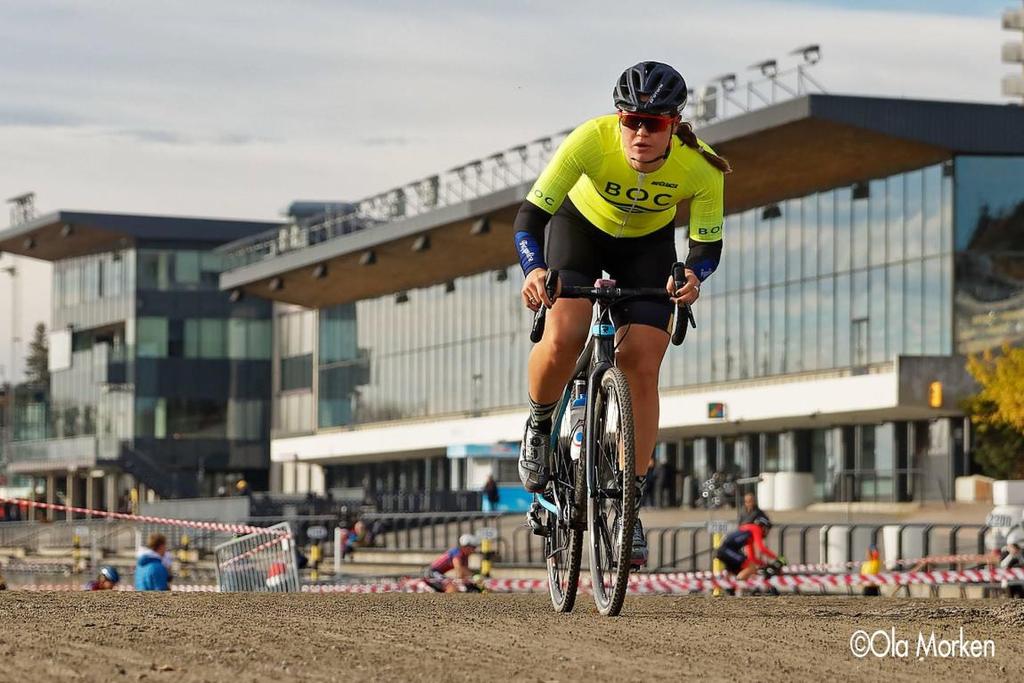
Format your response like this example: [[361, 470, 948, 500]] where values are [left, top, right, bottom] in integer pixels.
[[529, 265, 694, 616]]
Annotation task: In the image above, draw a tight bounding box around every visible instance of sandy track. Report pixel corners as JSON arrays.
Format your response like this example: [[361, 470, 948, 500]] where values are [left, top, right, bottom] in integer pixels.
[[0, 592, 1021, 682]]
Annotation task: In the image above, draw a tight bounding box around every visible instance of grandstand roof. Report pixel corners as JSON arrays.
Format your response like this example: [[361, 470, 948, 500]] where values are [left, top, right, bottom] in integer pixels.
[[0, 211, 282, 262], [220, 94, 1024, 308]]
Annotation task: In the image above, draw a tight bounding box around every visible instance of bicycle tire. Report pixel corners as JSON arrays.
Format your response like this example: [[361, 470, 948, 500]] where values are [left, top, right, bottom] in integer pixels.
[[587, 367, 636, 617], [545, 454, 585, 613]]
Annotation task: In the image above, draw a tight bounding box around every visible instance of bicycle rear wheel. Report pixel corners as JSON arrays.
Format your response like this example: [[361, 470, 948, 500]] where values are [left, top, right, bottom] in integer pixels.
[[587, 367, 636, 617]]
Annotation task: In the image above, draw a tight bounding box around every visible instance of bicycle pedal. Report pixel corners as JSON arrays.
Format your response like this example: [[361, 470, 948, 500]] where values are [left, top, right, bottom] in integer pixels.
[[526, 505, 548, 537]]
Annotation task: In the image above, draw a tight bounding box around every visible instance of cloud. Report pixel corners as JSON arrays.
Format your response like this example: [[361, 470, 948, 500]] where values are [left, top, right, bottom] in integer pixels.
[[0, 105, 88, 128], [110, 128, 186, 145], [0, 0, 1012, 221], [358, 136, 419, 147]]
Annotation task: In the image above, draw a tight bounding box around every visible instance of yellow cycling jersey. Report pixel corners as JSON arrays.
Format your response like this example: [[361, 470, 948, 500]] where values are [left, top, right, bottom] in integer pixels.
[[525, 114, 724, 240]]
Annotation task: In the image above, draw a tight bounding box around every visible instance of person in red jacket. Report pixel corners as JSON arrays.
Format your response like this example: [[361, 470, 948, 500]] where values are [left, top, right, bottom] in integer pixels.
[[424, 534, 479, 592], [715, 514, 777, 582]]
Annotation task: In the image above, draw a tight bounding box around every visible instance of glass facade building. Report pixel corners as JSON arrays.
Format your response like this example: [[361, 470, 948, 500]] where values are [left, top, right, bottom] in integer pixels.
[[274, 160, 956, 429], [270, 155, 1023, 504], [3, 214, 277, 503]]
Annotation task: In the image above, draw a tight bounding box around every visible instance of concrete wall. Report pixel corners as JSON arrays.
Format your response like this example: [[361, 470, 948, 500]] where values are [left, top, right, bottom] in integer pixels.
[[140, 496, 250, 523]]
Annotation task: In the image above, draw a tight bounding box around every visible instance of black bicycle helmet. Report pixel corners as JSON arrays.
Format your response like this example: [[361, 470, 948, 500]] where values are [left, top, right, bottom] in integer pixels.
[[614, 61, 688, 115]]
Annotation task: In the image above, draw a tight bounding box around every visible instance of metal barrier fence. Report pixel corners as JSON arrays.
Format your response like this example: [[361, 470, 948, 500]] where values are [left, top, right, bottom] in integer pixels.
[[506, 521, 990, 571], [0, 513, 994, 577], [362, 511, 505, 551], [0, 515, 345, 556], [214, 522, 299, 592]]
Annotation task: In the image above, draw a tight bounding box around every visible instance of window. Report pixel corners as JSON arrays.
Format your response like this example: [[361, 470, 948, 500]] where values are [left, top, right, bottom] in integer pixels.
[[886, 174, 904, 263], [834, 188, 852, 273], [64, 261, 81, 306], [164, 399, 227, 438], [184, 319, 228, 358], [280, 355, 313, 392], [852, 188, 869, 270], [135, 398, 167, 438], [228, 400, 266, 440], [82, 259, 100, 301], [136, 318, 168, 358], [869, 179, 886, 266], [138, 251, 170, 290], [175, 252, 201, 286], [904, 170, 923, 259], [199, 319, 225, 358]]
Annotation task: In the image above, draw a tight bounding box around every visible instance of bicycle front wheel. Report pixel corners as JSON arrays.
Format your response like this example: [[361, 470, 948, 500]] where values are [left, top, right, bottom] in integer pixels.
[[587, 367, 636, 617], [544, 454, 584, 613]]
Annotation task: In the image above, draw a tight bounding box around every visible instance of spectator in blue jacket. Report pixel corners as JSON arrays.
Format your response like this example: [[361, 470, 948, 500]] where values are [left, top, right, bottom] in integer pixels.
[[135, 533, 171, 591]]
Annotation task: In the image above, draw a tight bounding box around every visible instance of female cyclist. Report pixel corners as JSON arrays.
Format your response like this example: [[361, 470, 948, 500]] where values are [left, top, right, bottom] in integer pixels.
[[514, 61, 730, 566]]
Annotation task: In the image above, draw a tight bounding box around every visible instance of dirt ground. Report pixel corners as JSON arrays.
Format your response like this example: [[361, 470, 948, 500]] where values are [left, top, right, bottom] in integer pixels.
[[0, 592, 1021, 682]]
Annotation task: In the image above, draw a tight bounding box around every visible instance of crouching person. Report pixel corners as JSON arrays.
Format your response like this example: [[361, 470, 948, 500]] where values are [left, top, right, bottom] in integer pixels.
[[135, 533, 172, 591]]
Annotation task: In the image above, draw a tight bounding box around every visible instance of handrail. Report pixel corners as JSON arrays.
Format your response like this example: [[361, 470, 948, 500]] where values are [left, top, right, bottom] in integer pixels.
[[219, 128, 574, 271]]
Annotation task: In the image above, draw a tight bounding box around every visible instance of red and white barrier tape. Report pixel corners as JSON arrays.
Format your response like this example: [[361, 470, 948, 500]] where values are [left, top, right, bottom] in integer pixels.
[[10, 566, 1023, 595], [0, 498, 284, 536], [780, 554, 990, 574], [301, 567, 1024, 595], [8, 583, 220, 592]]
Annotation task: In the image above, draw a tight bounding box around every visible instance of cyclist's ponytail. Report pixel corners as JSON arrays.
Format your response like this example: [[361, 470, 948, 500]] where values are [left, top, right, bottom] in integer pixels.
[[676, 122, 732, 174]]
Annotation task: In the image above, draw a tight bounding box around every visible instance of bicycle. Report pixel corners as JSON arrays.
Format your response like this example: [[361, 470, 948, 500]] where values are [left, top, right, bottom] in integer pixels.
[[529, 263, 695, 616]]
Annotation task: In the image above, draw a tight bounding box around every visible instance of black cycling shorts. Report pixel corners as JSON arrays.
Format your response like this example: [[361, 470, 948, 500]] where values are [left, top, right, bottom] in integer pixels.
[[546, 198, 677, 332], [715, 546, 747, 575]]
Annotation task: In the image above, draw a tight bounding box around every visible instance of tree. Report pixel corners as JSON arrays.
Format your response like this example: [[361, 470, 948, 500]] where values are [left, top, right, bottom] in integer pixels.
[[961, 394, 1024, 479], [24, 322, 49, 387], [964, 345, 1024, 479]]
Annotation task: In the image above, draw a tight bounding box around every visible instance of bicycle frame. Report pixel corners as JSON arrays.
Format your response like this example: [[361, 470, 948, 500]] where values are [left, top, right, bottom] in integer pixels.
[[582, 304, 616, 500], [533, 271, 693, 521]]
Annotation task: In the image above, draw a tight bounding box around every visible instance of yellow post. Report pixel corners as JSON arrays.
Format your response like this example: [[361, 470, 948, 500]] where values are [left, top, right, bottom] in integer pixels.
[[712, 532, 723, 597], [309, 542, 322, 581], [71, 533, 82, 574], [177, 533, 191, 578], [480, 537, 493, 578]]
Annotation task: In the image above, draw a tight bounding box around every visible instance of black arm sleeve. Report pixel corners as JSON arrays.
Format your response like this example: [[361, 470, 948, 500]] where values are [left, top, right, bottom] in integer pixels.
[[513, 201, 551, 252], [684, 238, 723, 282], [512, 201, 552, 274]]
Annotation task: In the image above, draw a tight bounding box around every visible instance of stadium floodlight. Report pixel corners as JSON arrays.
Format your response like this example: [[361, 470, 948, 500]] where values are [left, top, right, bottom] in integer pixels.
[[60, 224, 73, 238], [1003, 73, 1024, 98], [359, 250, 377, 266], [412, 235, 431, 252], [1004, 41, 1024, 64], [749, 59, 778, 78], [696, 85, 718, 123], [470, 216, 490, 235], [395, 291, 409, 304], [489, 152, 508, 169], [311, 263, 327, 279], [268, 277, 283, 292], [1004, 8, 1024, 30], [511, 144, 528, 162], [790, 44, 821, 65], [712, 73, 737, 92]]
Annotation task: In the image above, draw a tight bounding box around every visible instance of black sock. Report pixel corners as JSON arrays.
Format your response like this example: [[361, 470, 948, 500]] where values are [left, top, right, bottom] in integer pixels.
[[528, 397, 558, 434]]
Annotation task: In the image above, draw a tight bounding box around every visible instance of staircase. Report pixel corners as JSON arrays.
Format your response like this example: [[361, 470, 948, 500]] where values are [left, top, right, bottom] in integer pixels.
[[117, 445, 199, 499]]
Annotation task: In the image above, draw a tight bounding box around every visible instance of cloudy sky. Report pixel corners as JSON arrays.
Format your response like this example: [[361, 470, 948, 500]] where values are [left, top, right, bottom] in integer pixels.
[[0, 0, 1017, 381]]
